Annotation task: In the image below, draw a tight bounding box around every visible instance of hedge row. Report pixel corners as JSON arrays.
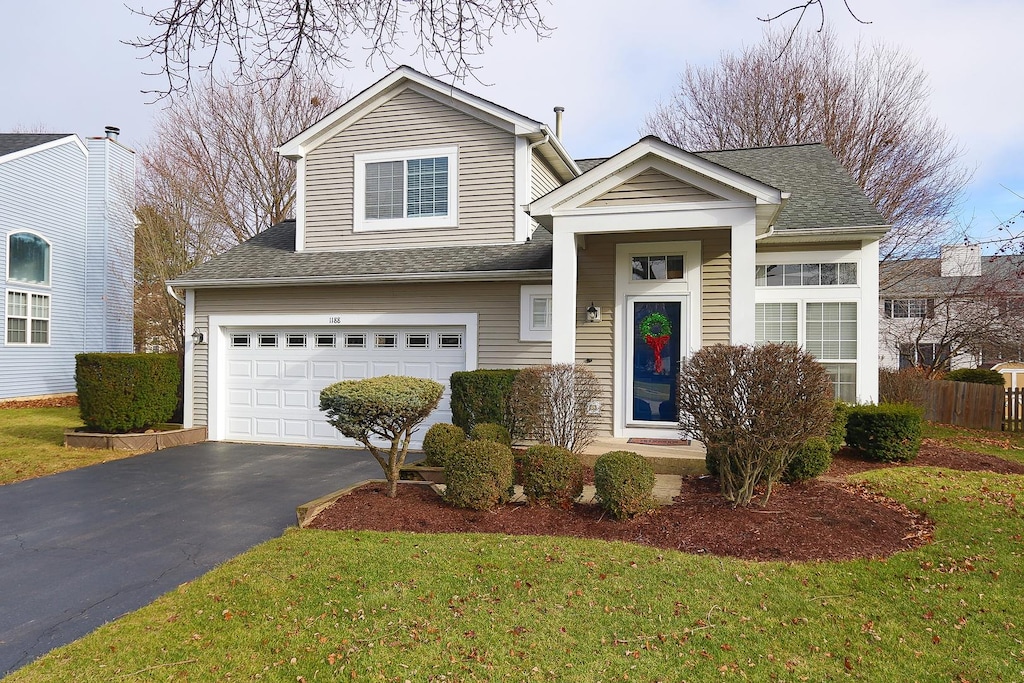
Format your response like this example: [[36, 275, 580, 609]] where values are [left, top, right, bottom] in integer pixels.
[[75, 353, 180, 434]]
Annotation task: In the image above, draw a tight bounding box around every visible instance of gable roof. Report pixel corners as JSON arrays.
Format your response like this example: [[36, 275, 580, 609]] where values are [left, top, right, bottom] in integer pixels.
[[880, 254, 1024, 297], [169, 221, 554, 288], [0, 133, 76, 158]]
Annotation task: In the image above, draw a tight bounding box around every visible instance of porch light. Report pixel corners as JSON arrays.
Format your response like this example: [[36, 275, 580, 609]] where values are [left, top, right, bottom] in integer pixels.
[[191, 328, 205, 345], [586, 303, 601, 323]]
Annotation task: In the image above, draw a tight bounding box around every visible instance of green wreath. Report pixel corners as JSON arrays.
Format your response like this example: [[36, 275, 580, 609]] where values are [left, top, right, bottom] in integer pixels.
[[639, 312, 672, 338]]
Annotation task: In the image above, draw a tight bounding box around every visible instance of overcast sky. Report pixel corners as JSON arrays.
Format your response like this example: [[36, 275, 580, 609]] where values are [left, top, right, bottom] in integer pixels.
[[1, 0, 1019, 249]]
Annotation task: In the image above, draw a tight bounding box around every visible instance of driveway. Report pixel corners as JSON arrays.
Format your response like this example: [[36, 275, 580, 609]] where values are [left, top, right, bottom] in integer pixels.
[[0, 442, 380, 676]]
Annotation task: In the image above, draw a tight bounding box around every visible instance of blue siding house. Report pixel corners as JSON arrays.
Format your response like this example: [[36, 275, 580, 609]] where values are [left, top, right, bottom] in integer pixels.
[[0, 130, 135, 401]]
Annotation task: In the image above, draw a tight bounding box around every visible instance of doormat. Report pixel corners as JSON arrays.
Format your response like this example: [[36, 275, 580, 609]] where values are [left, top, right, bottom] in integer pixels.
[[627, 438, 692, 447]]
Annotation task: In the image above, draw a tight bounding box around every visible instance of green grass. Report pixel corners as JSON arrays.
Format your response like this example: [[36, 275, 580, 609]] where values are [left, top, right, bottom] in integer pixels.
[[923, 422, 1024, 465], [0, 407, 139, 485], [8, 464, 1024, 682]]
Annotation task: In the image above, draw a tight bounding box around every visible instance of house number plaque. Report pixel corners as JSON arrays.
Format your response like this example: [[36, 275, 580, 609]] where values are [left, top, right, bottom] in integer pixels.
[[328, 316, 342, 324]]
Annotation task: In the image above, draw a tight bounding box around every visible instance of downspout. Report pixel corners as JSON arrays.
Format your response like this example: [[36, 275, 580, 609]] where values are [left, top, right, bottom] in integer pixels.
[[755, 225, 775, 241], [166, 283, 185, 305], [527, 134, 549, 154]]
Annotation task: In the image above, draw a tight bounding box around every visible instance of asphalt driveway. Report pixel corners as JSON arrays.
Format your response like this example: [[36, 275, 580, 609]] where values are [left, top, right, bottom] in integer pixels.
[[0, 442, 380, 676]]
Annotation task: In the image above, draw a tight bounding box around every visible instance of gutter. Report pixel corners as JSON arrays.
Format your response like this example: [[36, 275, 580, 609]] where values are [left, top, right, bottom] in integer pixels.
[[166, 283, 186, 305], [757, 224, 891, 243], [168, 268, 555, 290]]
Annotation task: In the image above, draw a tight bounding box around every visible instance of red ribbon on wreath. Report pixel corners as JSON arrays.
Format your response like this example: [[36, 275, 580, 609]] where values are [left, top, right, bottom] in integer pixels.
[[639, 312, 673, 374]]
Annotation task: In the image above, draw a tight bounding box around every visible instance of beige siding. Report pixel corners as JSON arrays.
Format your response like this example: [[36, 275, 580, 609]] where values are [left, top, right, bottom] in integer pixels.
[[585, 169, 721, 207], [304, 88, 517, 250], [190, 282, 549, 427], [531, 153, 562, 200], [757, 241, 863, 254], [575, 229, 732, 435]]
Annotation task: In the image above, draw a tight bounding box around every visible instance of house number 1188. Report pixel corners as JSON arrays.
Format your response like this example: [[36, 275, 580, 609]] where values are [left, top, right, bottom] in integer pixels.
[[328, 316, 342, 324]]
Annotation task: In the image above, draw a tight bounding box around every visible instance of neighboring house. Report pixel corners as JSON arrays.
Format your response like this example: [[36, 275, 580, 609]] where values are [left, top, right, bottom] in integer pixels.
[[169, 67, 887, 447], [879, 245, 1024, 374], [0, 130, 135, 401]]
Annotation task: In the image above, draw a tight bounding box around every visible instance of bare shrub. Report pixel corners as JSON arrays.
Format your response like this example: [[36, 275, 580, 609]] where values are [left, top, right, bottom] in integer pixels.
[[878, 367, 931, 408], [510, 364, 601, 454], [678, 344, 833, 507]]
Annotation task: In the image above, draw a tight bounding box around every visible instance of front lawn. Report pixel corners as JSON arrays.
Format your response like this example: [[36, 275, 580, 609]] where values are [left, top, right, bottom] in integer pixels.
[[0, 407, 138, 485], [924, 422, 1024, 465], [8, 463, 1023, 680]]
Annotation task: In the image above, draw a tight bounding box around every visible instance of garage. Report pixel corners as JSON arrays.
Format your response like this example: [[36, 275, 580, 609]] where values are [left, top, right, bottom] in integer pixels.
[[219, 325, 466, 446]]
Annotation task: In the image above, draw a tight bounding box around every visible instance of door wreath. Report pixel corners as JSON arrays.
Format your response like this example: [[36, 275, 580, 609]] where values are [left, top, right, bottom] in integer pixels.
[[639, 312, 672, 373]]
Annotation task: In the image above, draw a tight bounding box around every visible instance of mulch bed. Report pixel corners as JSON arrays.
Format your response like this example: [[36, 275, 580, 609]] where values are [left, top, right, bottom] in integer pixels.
[[309, 439, 1024, 562], [0, 395, 78, 410]]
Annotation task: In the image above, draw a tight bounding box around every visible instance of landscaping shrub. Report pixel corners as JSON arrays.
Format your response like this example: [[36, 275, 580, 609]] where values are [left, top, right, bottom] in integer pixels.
[[75, 353, 180, 434], [878, 367, 930, 408], [945, 368, 1005, 385], [783, 437, 833, 483], [421, 423, 465, 467], [444, 440, 514, 510], [678, 344, 833, 506], [470, 422, 512, 446], [449, 369, 520, 436], [845, 403, 923, 463], [593, 450, 655, 520], [320, 376, 444, 497], [510, 363, 601, 454], [520, 445, 585, 508], [826, 402, 849, 454]]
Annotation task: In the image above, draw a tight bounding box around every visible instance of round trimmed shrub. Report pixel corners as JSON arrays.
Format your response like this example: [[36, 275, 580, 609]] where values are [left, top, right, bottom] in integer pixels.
[[444, 440, 514, 510], [945, 368, 1005, 385], [594, 450, 655, 520], [521, 445, 585, 508], [783, 437, 833, 483], [421, 423, 465, 467], [75, 353, 180, 433], [470, 422, 512, 446], [846, 403, 923, 463]]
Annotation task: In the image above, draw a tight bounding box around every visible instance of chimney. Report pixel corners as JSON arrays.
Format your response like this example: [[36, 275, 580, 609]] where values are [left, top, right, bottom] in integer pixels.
[[940, 244, 981, 277], [104, 126, 120, 142], [553, 106, 564, 140]]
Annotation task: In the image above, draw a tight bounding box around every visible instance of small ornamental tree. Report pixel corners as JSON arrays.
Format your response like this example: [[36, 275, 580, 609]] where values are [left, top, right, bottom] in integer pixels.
[[510, 363, 601, 454], [319, 376, 444, 498], [678, 344, 834, 507]]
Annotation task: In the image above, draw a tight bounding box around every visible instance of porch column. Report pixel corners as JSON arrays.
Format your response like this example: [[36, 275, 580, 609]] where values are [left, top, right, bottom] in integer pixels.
[[731, 217, 757, 344], [858, 238, 880, 403], [551, 228, 578, 363]]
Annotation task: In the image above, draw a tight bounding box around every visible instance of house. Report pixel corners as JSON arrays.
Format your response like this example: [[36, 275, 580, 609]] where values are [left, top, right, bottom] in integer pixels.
[[169, 67, 887, 447], [878, 245, 1024, 374], [0, 130, 135, 401]]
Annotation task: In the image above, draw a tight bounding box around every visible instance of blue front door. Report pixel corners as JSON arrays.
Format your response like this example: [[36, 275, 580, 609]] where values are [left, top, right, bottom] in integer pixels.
[[630, 300, 682, 423]]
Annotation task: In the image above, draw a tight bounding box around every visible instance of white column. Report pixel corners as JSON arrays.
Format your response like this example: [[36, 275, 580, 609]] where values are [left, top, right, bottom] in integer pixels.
[[859, 238, 880, 403], [730, 216, 757, 344], [551, 227, 578, 363]]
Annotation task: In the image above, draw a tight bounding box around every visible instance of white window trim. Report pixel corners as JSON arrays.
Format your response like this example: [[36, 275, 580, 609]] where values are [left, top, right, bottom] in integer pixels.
[[5, 289, 51, 346], [6, 230, 52, 288], [353, 146, 458, 232], [520, 284, 552, 341], [754, 249, 861, 290]]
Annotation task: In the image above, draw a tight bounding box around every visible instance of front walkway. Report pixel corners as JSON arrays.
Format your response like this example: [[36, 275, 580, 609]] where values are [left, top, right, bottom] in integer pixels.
[[582, 436, 707, 475]]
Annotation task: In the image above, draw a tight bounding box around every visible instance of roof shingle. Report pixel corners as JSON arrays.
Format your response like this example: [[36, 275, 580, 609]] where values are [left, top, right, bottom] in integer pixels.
[[0, 134, 73, 157]]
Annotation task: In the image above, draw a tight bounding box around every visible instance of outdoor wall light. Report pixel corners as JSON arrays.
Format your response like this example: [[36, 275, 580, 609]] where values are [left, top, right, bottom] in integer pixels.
[[191, 328, 206, 345], [586, 303, 601, 323]]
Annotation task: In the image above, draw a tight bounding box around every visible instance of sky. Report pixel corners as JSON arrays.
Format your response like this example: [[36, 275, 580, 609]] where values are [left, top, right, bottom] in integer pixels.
[[0, 0, 1020, 249]]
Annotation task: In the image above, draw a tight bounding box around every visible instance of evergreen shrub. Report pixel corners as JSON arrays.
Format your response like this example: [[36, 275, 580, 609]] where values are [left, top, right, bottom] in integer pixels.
[[421, 423, 466, 467], [594, 450, 655, 520], [520, 445, 585, 508], [444, 440, 514, 510], [846, 403, 923, 463], [75, 353, 180, 434]]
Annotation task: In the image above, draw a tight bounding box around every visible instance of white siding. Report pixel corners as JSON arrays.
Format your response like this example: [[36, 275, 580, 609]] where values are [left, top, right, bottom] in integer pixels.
[[0, 140, 88, 399]]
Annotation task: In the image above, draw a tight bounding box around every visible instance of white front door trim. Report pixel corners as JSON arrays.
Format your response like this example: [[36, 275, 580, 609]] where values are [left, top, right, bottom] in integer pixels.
[[207, 312, 478, 441], [623, 293, 691, 434]]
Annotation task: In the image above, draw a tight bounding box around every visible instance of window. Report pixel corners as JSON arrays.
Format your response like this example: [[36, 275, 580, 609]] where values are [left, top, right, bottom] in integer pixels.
[[6, 291, 49, 345], [344, 334, 366, 348], [7, 232, 50, 285], [406, 333, 430, 349], [438, 333, 463, 349], [231, 333, 250, 348], [315, 334, 336, 348], [755, 262, 857, 287], [519, 285, 552, 341], [631, 254, 685, 281], [286, 334, 307, 348], [884, 299, 933, 318], [899, 343, 951, 371], [354, 147, 458, 232], [755, 300, 858, 402], [258, 334, 277, 348], [375, 333, 397, 349]]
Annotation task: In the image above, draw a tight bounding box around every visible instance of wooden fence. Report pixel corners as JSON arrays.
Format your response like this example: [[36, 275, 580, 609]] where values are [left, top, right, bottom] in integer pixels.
[[1005, 388, 1024, 432], [918, 380, 1004, 431]]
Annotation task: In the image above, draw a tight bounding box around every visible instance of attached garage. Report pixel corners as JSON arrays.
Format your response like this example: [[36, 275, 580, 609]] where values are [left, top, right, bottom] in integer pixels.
[[201, 313, 478, 447]]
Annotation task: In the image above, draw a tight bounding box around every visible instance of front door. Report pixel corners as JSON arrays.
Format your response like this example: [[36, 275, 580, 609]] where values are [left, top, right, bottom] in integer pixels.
[[627, 297, 686, 426]]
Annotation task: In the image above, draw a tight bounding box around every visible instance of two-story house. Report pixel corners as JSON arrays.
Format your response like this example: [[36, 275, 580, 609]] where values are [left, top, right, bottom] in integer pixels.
[[0, 131, 135, 401], [169, 67, 887, 447]]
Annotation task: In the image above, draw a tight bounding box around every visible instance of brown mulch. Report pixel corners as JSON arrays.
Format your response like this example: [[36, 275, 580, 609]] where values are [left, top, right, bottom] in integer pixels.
[[309, 438, 1024, 562], [0, 395, 78, 409]]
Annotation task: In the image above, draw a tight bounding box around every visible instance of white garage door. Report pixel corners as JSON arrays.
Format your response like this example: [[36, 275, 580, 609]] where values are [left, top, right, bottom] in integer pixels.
[[222, 326, 466, 446]]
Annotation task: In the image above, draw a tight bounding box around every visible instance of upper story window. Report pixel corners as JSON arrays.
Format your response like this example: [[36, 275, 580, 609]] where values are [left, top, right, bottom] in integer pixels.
[[756, 262, 857, 287], [883, 299, 934, 319], [631, 254, 685, 281], [354, 146, 458, 232], [8, 232, 50, 286]]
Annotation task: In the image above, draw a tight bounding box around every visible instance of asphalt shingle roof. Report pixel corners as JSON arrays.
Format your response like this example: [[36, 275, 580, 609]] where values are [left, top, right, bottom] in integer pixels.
[[170, 221, 553, 286], [880, 254, 1024, 297], [0, 134, 72, 157]]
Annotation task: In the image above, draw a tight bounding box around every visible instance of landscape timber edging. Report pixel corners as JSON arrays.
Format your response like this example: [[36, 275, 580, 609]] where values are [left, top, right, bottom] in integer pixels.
[[64, 425, 207, 451]]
